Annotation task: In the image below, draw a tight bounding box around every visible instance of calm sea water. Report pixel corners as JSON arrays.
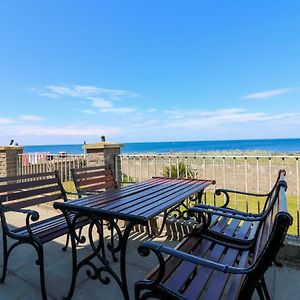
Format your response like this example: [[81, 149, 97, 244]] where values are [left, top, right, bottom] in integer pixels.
[[23, 138, 300, 154]]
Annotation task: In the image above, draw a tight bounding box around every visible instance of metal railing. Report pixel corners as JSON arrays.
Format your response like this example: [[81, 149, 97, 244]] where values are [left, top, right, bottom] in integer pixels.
[[16, 153, 300, 235], [17, 153, 87, 182], [117, 154, 300, 235]]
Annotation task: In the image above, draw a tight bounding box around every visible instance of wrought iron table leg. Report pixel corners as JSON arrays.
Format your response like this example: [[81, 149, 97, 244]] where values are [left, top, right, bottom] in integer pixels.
[[63, 230, 78, 300], [119, 221, 136, 300], [156, 211, 168, 237]]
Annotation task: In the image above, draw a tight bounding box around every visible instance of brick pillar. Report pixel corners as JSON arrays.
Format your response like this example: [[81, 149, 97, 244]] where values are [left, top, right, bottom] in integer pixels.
[[83, 141, 123, 181], [0, 146, 23, 177]]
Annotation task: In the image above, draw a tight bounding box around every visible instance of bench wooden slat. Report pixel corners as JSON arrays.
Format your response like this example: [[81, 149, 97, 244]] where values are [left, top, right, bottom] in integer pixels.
[[202, 248, 240, 300], [182, 243, 226, 299], [164, 239, 212, 292], [246, 221, 259, 241], [74, 169, 112, 180], [209, 216, 230, 234], [5, 193, 63, 210], [38, 216, 90, 243], [0, 184, 61, 203], [147, 236, 201, 282], [221, 218, 241, 237], [72, 165, 107, 172], [0, 177, 58, 193], [72, 165, 117, 195], [202, 218, 252, 300], [78, 175, 115, 188], [225, 250, 250, 300], [79, 181, 116, 192], [0, 171, 56, 183]]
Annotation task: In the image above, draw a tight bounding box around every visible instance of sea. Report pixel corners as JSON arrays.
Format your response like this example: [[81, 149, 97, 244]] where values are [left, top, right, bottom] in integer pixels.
[[23, 138, 300, 154]]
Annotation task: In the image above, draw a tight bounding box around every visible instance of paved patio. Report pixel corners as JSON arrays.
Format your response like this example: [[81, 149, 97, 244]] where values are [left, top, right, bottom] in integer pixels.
[[0, 205, 299, 300]]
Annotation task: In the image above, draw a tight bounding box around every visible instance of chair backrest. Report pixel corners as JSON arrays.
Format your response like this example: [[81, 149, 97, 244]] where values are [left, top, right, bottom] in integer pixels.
[[239, 171, 292, 299], [71, 165, 117, 195], [261, 169, 286, 212], [0, 171, 67, 209]]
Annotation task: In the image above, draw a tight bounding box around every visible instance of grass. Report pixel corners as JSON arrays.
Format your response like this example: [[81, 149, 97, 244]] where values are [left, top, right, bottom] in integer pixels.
[[202, 191, 298, 235]]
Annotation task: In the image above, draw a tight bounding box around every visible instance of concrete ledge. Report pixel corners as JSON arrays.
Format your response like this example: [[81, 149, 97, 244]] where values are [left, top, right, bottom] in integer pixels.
[[278, 235, 300, 268], [0, 146, 24, 151]]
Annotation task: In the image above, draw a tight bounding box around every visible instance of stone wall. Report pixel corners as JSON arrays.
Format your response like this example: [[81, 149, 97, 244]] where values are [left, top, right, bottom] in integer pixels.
[[0, 146, 23, 177], [84, 142, 123, 180]]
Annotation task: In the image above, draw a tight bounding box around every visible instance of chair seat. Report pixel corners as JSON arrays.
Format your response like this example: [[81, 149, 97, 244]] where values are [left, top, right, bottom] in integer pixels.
[[206, 216, 259, 244], [12, 214, 90, 244], [148, 235, 250, 300]]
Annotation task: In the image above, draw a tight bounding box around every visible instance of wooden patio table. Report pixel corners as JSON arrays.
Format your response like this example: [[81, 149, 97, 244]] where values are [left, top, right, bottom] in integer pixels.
[[53, 177, 215, 300]]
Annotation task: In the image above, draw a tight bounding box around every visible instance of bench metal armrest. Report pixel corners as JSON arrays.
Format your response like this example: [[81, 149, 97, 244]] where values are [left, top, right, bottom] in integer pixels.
[[216, 188, 270, 197], [188, 204, 264, 221], [216, 188, 270, 207], [0, 204, 40, 242], [0, 204, 39, 220], [139, 241, 251, 275]]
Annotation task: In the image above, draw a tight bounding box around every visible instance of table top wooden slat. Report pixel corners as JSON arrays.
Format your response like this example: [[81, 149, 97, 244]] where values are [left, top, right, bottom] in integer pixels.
[[54, 178, 214, 224]]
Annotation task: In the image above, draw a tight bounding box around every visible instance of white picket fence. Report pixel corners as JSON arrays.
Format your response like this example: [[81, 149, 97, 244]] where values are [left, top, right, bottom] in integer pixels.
[[17, 153, 87, 181]]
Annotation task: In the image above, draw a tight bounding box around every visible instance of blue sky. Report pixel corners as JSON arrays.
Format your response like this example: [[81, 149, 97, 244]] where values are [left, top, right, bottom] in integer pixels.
[[0, 1, 300, 145]]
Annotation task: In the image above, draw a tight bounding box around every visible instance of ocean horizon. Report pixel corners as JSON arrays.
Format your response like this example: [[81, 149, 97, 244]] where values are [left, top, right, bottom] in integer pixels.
[[23, 138, 300, 155]]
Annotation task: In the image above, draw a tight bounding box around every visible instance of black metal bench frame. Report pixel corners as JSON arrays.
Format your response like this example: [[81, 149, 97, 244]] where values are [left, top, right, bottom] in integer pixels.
[[135, 170, 292, 300], [70, 165, 119, 261], [0, 171, 84, 300], [188, 170, 285, 249]]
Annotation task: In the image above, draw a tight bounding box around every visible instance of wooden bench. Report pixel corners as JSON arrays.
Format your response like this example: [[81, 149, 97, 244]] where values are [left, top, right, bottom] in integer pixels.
[[71, 165, 117, 196], [0, 171, 89, 300], [189, 170, 285, 249], [135, 171, 292, 300], [71, 165, 119, 260]]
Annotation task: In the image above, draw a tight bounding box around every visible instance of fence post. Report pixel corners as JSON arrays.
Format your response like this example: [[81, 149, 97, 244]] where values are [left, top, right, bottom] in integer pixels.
[[83, 139, 123, 180], [0, 146, 23, 177]]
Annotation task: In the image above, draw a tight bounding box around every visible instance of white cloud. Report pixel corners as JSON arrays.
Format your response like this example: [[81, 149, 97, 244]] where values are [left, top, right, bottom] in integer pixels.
[[87, 97, 135, 113], [0, 118, 14, 124], [30, 84, 137, 114], [163, 108, 300, 129], [87, 97, 113, 109], [164, 108, 244, 119], [82, 110, 96, 115], [146, 109, 157, 113], [0, 124, 121, 137], [45, 84, 137, 99], [101, 107, 136, 113], [20, 115, 44, 121], [242, 88, 291, 99]]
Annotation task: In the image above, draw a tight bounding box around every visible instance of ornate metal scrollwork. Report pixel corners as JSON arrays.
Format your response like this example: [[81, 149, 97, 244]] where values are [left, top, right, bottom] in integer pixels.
[[168, 191, 203, 221], [60, 210, 126, 300]]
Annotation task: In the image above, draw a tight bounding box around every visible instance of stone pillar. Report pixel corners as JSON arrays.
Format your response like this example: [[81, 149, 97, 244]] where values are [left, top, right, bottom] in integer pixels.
[[0, 146, 23, 177], [83, 141, 123, 181]]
